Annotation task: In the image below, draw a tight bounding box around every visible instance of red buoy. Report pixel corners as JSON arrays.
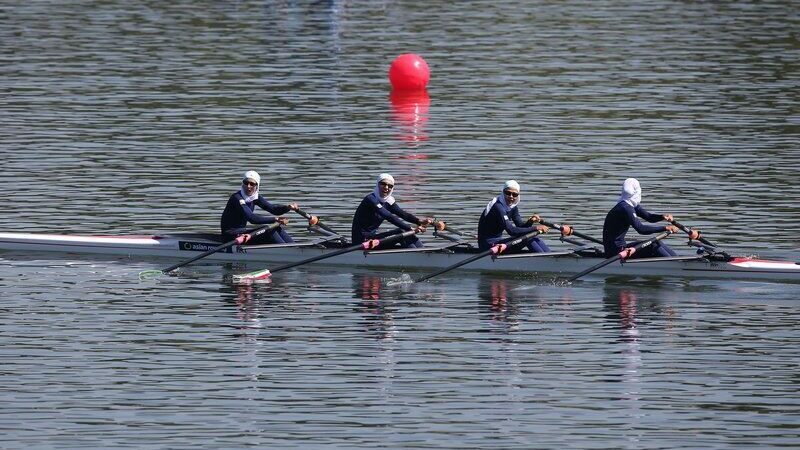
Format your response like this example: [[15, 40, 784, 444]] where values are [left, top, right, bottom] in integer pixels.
[[388, 53, 430, 91]]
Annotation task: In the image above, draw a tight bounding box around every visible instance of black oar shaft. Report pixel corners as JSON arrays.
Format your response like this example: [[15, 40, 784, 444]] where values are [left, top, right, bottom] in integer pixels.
[[268, 229, 417, 275], [295, 208, 339, 236], [568, 231, 672, 282], [670, 220, 716, 247], [161, 223, 279, 273], [539, 220, 602, 245], [416, 230, 541, 282], [430, 219, 474, 238], [440, 223, 466, 236], [416, 249, 494, 283]]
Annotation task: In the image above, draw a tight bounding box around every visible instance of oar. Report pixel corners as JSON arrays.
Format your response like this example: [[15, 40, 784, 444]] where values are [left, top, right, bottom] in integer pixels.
[[416, 230, 542, 283], [567, 230, 674, 282], [538, 219, 602, 245], [138, 222, 280, 278], [670, 220, 716, 247], [432, 220, 470, 237], [232, 229, 419, 283], [295, 208, 339, 236]]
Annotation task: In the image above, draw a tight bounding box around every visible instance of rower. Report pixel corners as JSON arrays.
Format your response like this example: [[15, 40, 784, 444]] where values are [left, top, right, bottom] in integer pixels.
[[477, 180, 551, 253], [602, 178, 696, 258], [351, 173, 433, 249], [220, 170, 315, 245]]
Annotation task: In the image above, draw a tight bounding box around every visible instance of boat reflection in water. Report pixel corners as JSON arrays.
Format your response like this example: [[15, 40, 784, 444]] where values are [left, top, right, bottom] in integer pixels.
[[389, 89, 430, 149], [601, 282, 677, 341], [352, 274, 397, 343], [477, 276, 521, 331], [601, 282, 678, 418]]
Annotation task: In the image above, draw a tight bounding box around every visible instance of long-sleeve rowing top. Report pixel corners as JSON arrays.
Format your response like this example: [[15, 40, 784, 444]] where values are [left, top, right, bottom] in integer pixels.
[[220, 190, 290, 235], [602, 201, 668, 255], [351, 192, 421, 243]]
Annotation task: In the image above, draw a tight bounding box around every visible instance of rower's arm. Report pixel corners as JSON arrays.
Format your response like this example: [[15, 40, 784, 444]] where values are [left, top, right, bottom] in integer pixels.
[[256, 196, 291, 216], [504, 206, 537, 236], [629, 204, 668, 234], [377, 202, 413, 231], [240, 204, 278, 225], [387, 202, 422, 226]]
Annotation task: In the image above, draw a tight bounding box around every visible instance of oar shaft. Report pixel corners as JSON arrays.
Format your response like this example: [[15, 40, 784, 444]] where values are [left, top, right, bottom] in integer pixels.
[[568, 231, 672, 282], [416, 250, 492, 282], [295, 208, 339, 235], [162, 223, 279, 273], [416, 230, 541, 282], [440, 223, 466, 236], [670, 220, 716, 247], [267, 229, 417, 275], [431, 219, 475, 238], [539, 220, 603, 245], [567, 255, 622, 283]]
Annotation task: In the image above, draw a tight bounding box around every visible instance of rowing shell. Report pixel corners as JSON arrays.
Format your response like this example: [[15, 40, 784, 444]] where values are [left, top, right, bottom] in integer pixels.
[[0, 232, 798, 282]]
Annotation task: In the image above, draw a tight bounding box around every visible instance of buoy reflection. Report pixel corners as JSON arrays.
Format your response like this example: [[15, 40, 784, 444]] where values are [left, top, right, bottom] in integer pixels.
[[389, 89, 430, 147]]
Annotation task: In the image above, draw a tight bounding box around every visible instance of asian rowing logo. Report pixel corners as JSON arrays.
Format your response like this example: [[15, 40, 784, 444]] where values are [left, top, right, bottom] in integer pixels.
[[179, 241, 232, 253]]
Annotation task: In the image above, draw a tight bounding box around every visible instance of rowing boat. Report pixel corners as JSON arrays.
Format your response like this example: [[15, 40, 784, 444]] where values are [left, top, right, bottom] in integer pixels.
[[1, 231, 798, 282]]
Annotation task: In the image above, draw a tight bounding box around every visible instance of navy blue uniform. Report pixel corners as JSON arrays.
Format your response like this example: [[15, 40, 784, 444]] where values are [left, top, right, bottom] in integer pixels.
[[477, 197, 550, 253], [351, 192, 422, 248], [602, 202, 676, 258], [220, 191, 293, 244]]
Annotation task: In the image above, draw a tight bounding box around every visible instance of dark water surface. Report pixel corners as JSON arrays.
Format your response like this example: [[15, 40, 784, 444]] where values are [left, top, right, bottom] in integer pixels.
[[1, 1, 799, 448]]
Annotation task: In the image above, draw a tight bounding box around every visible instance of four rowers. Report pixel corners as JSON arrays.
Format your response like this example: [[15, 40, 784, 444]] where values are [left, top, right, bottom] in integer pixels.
[[222, 171, 699, 261]]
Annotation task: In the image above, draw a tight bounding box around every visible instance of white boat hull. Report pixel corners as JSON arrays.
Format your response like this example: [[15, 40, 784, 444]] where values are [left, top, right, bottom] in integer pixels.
[[1, 232, 798, 282]]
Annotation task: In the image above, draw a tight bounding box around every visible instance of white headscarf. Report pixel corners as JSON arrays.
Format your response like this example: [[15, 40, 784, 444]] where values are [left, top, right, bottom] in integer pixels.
[[485, 180, 521, 214], [618, 178, 641, 207], [373, 173, 396, 205], [240, 170, 260, 203]]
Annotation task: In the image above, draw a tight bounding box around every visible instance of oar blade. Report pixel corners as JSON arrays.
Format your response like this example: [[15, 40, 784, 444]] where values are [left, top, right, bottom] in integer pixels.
[[138, 269, 165, 280], [232, 269, 271, 284]]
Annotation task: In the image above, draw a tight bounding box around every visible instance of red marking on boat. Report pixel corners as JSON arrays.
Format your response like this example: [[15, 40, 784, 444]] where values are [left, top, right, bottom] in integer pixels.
[[89, 235, 162, 239], [729, 257, 800, 269]]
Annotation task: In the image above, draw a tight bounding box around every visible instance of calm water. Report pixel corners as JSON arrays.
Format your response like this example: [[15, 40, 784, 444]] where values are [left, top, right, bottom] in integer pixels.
[[1, 1, 799, 448]]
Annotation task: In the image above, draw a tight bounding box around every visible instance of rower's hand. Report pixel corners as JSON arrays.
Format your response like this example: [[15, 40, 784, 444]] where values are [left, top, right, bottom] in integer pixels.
[[287, 202, 299, 211], [276, 217, 289, 226], [308, 215, 320, 226], [434, 220, 447, 231], [419, 217, 435, 226], [414, 225, 428, 234], [529, 215, 541, 224], [535, 225, 549, 234], [665, 225, 680, 233], [688, 229, 701, 240], [663, 214, 674, 222], [559, 224, 574, 236]]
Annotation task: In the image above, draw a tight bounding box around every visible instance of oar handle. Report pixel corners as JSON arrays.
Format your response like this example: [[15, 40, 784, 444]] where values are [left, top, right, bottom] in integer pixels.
[[295, 208, 339, 236], [670, 220, 716, 247], [539, 220, 603, 245]]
